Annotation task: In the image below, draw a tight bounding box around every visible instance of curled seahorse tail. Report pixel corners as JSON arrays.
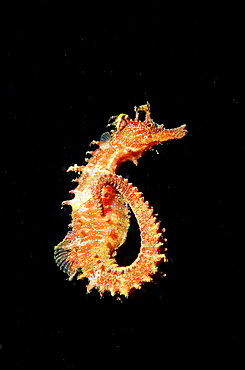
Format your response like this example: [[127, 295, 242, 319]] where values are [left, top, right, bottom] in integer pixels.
[[89, 174, 167, 297]]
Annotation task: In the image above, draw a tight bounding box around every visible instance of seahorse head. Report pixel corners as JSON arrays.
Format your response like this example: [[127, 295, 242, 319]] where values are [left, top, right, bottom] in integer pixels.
[[109, 104, 187, 163]]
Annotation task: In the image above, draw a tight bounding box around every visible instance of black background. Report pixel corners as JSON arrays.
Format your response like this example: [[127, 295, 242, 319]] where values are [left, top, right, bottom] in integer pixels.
[[2, 1, 244, 368]]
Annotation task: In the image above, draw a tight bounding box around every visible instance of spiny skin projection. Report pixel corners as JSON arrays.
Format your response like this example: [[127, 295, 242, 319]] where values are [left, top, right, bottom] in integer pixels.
[[54, 103, 187, 298]]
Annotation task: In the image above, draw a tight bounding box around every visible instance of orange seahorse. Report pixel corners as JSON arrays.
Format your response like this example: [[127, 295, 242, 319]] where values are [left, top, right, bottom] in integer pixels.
[[54, 103, 187, 297]]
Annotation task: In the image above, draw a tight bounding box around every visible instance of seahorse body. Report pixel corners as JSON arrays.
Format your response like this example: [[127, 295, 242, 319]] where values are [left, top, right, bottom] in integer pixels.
[[54, 104, 187, 297]]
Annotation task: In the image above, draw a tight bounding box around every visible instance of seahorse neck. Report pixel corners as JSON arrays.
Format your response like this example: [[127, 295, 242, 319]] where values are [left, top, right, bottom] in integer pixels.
[[88, 146, 130, 173]]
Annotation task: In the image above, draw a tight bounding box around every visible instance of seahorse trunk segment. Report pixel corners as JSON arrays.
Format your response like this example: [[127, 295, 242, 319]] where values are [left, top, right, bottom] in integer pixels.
[[54, 103, 187, 298]]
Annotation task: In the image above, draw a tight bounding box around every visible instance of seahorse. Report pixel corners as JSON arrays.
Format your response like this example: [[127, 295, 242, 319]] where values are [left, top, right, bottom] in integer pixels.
[[54, 103, 187, 297]]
